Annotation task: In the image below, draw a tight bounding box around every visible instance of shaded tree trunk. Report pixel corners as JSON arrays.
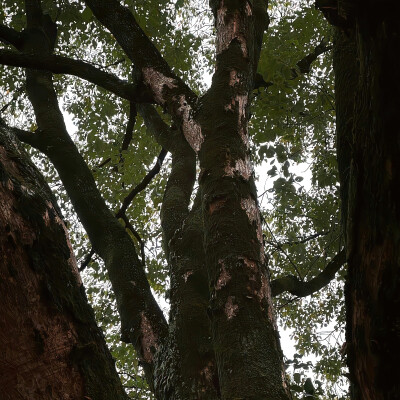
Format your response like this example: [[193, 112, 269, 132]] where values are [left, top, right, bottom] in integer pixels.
[[324, 1, 400, 398], [0, 123, 128, 400]]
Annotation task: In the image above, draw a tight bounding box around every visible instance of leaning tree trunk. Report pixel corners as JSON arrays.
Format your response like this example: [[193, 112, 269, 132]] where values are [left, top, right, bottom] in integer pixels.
[[323, 1, 400, 398], [0, 123, 128, 399]]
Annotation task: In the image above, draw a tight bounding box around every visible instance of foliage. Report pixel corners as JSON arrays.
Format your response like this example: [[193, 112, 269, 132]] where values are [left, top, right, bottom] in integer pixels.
[[0, 0, 347, 398]]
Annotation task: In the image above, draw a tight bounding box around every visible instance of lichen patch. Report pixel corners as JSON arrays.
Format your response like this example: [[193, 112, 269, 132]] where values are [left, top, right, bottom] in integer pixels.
[[140, 312, 158, 364], [224, 296, 239, 319], [142, 68, 177, 104]]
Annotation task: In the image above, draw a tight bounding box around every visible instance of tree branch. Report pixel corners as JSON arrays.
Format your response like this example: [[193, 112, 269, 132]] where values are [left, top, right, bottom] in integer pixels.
[[0, 24, 23, 48], [85, 0, 204, 153], [292, 37, 333, 76], [138, 104, 196, 252], [254, 38, 333, 90], [0, 50, 152, 102], [20, 5, 167, 387], [116, 148, 167, 218], [271, 249, 346, 297]]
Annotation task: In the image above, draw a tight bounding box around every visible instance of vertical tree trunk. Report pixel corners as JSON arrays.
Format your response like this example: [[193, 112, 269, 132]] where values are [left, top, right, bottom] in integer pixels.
[[327, 2, 400, 398], [0, 124, 128, 399], [196, 1, 290, 398]]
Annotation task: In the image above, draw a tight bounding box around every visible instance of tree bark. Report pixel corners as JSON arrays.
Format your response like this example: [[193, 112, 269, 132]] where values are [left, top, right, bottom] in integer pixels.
[[196, 1, 291, 399], [0, 123, 128, 400], [323, 1, 400, 398]]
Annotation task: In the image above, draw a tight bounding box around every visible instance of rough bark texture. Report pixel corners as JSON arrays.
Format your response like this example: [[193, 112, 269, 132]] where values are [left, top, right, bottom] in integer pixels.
[[18, 3, 168, 388], [195, 1, 290, 399], [0, 0, 302, 398], [325, 1, 400, 399], [0, 123, 128, 400]]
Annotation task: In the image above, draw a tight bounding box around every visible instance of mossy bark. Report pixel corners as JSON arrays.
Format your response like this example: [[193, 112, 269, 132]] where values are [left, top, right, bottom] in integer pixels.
[[0, 123, 128, 400]]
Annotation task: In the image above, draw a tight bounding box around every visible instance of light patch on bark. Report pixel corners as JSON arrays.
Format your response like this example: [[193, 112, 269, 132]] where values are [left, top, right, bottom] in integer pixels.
[[182, 270, 193, 282], [240, 256, 258, 273], [224, 92, 249, 148], [216, 260, 231, 290], [201, 361, 214, 383], [176, 94, 204, 152], [225, 296, 239, 319], [209, 197, 226, 214], [229, 70, 240, 86], [239, 127, 249, 149], [236, 93, 249, 147], [241, 196, 263, 244], [225, 156, 252, 180], [245, 2, 252, 16], [46, 201, 81, 285], [142, 67, 177, 104], [261, 273, 278, 330], [140, 312, 158, 364], [216, 1, 248, 57], [43, 208, 51, 227]]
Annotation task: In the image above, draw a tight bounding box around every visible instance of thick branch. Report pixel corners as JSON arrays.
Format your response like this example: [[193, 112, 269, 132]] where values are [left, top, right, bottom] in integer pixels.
[[293, 38, 333, 76], [0, 50, 152, 102], [138, 104, 196, 250], [0, 24, 23, 48], [121, 102, 137, 152], [85, 0, 204, 153], [20, 7, 167, 387], [271, 249, 346, 297]]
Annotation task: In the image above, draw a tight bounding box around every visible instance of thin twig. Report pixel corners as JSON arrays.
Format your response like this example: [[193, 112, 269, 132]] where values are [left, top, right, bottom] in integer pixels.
[[79, 248, 95, 272], [116, 148, 167, 218]]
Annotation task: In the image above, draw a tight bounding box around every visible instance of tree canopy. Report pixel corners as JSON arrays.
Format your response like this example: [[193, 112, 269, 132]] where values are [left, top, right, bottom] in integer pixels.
[[0, 0, 348, 399]]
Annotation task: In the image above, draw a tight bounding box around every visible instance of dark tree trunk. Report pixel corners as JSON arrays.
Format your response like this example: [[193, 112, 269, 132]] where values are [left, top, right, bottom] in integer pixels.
[[325, 1, 400, 398], [0, 123, 128, 400]]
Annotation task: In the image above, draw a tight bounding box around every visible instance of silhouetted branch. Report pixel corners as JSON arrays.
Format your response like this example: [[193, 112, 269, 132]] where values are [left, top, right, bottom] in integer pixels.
[[271, 249, 346, 297], [116, 149, 167, 218]]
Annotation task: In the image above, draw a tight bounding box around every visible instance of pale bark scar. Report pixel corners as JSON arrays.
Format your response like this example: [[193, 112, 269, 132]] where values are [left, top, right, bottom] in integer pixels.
[[216, 260, 231, 290], [142, 68, 177, 104], [176, 95, 204, 152], [229, 70, 240, 86], [224, 296, 239, 319], [201, 361, 214, 383], [241, 196, 263, 244], [216, 0, 248, 57], [183, 270, 193, 282], [245, 2, 252, 16], [140, 312, 158, 364], [224, 156, 252, 180]]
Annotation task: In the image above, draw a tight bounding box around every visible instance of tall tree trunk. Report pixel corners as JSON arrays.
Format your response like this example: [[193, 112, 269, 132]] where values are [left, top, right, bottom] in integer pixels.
[[324, 1, 400, 398], [196, 1, 291, 398], [0, 123, 128, 399]]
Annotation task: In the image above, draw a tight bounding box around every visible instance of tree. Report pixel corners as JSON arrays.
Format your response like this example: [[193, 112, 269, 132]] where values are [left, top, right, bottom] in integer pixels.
[[316, 0, 400, 398], [0, 122, 129, 399], [0, 0, 350, 399]]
